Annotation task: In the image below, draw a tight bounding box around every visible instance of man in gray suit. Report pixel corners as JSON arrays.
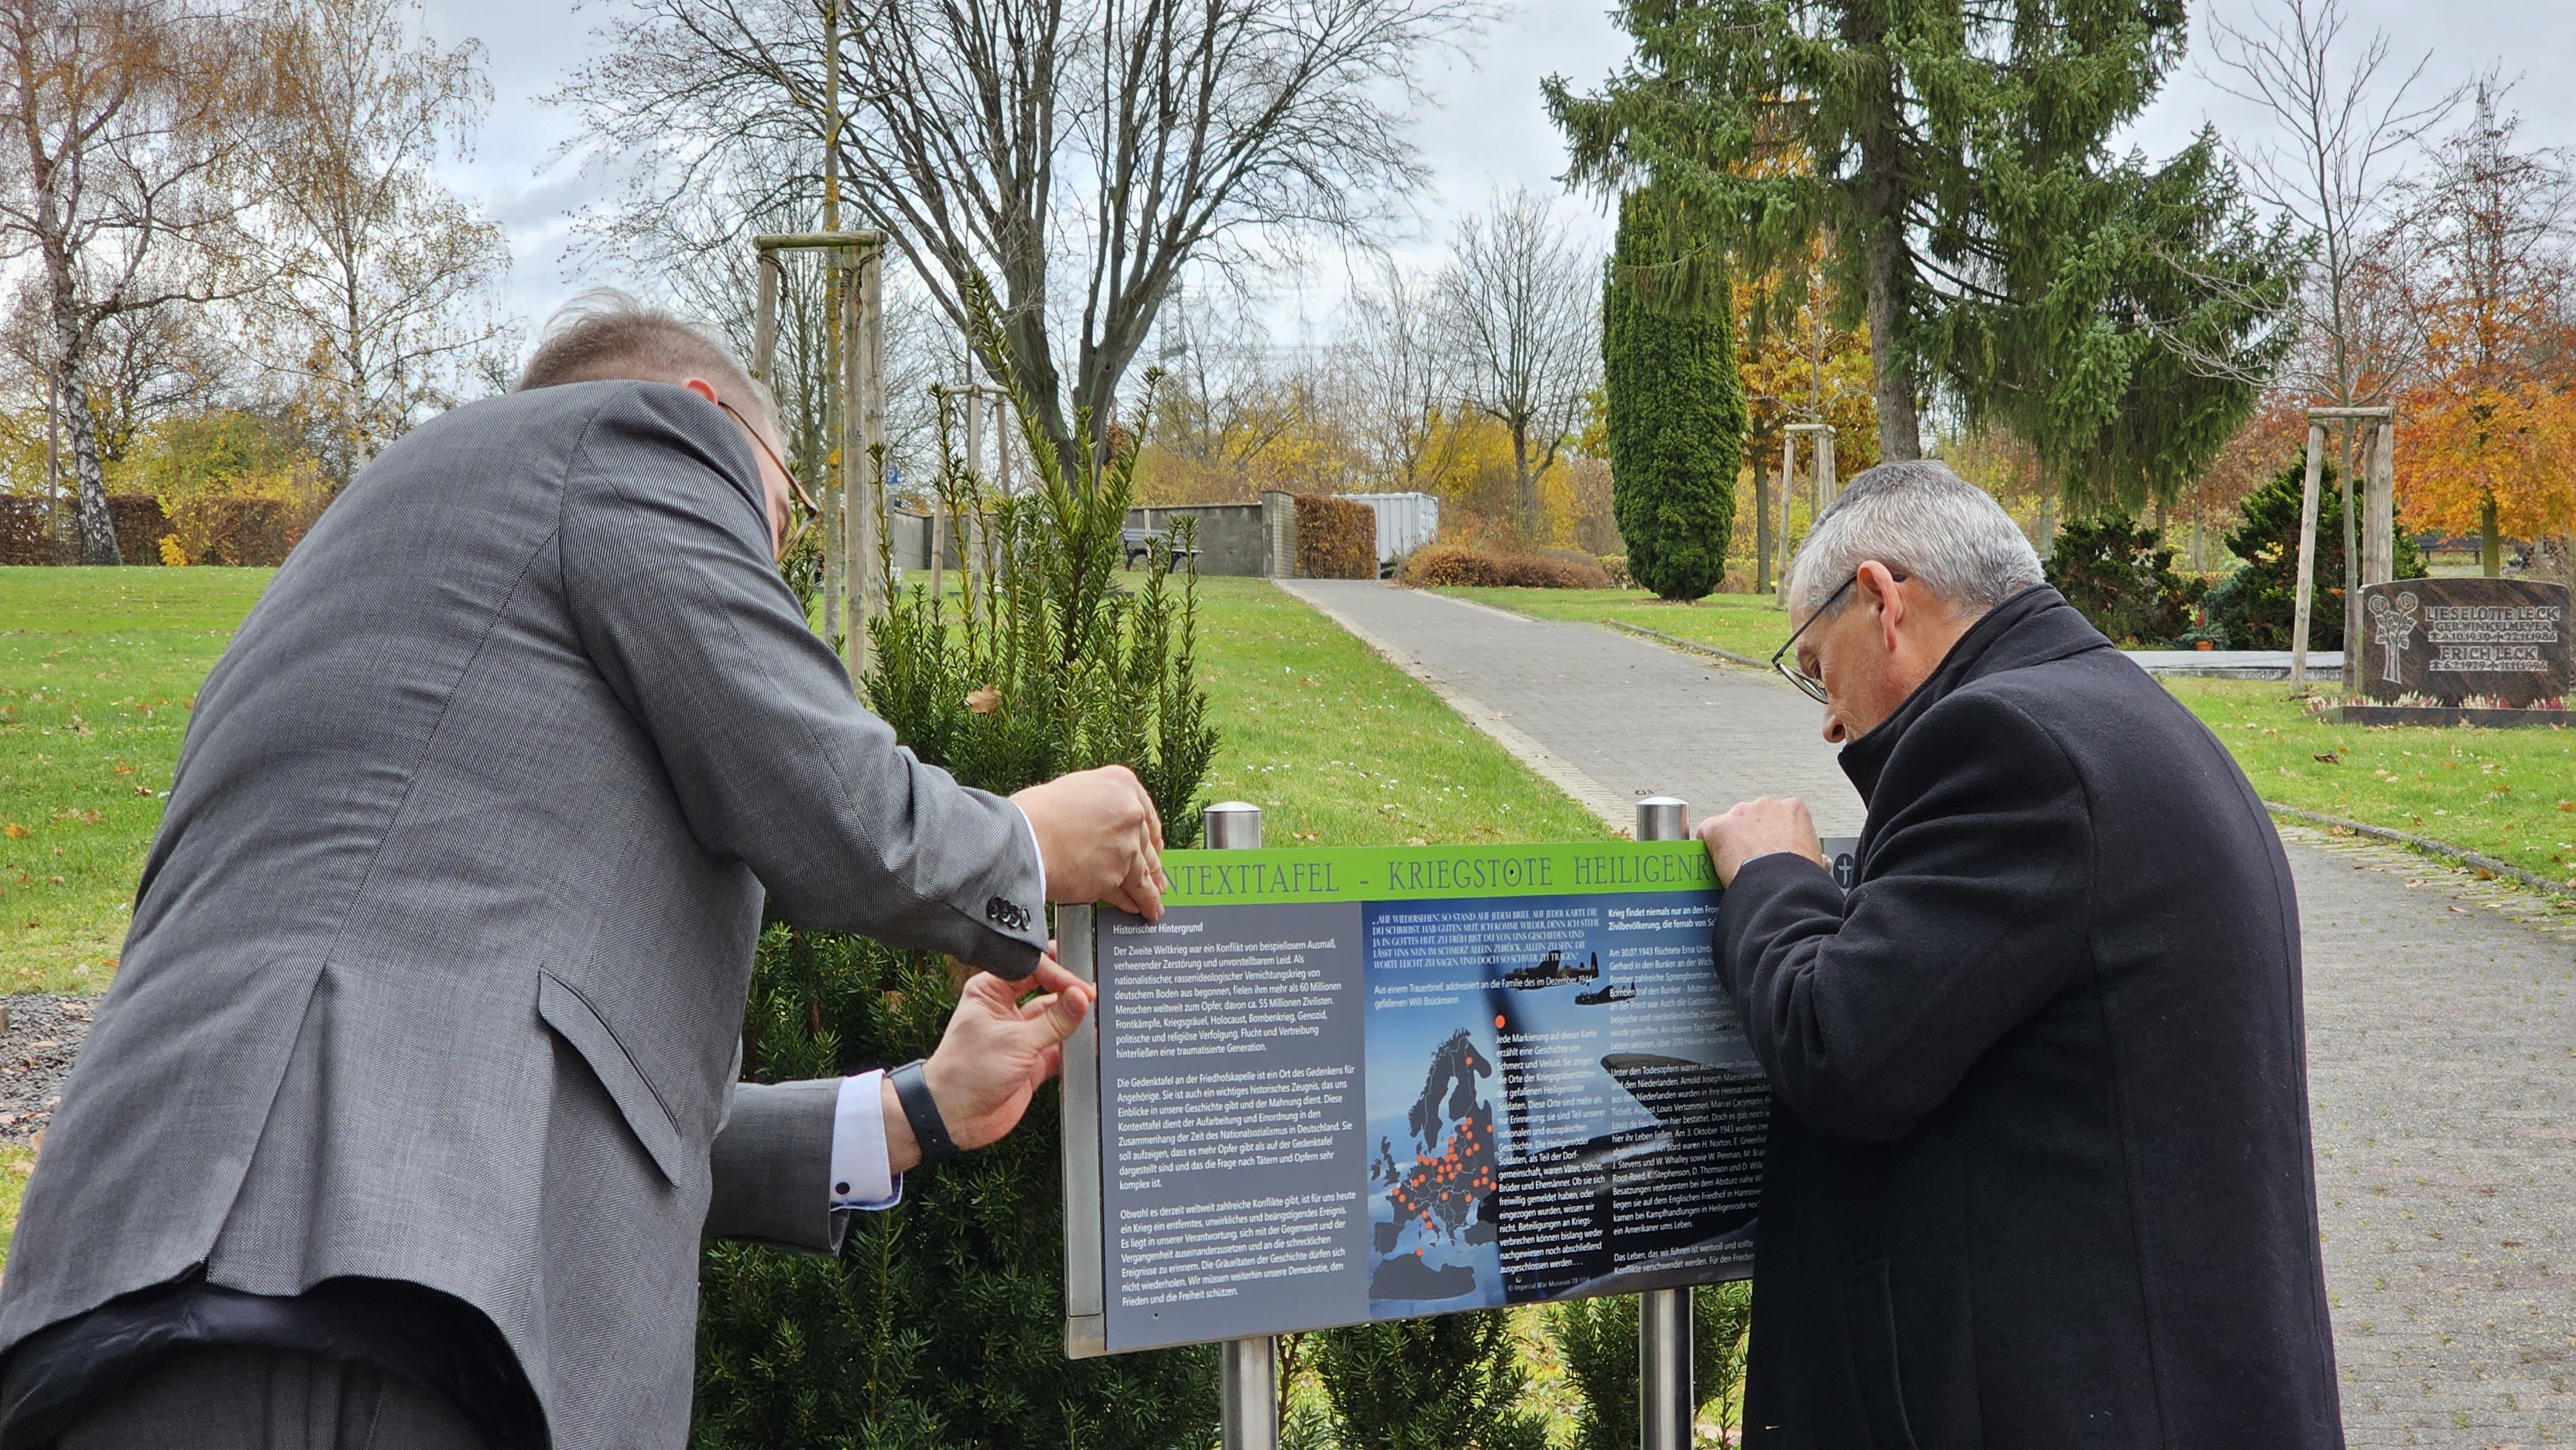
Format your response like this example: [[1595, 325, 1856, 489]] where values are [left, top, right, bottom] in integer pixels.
[[0, 295, 1164, 1449]]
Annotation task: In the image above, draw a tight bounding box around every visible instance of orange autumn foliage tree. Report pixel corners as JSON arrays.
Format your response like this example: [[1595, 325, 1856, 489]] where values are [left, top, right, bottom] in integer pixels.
[[2396, 97, 2576, 574], [1734, 246, 1877, 590]]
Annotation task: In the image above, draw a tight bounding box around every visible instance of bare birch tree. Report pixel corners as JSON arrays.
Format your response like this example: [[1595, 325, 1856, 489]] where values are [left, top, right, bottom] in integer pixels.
[[1440, 187, 1600, 537], [2206, 0, 2467, 670], [1338, 259, 1455, 491], [249, 0, 512, 483], [556, 0, 1484, 471], [0, 0, 258, 563], [2206, 0, 2463, 411]]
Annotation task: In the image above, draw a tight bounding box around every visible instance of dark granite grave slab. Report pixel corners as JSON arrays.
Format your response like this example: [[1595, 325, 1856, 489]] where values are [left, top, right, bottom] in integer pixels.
[[2355, 578, 2572, 708]]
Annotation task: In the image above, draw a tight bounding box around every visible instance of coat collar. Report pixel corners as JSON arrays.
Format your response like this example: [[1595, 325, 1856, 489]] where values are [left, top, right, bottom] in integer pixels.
[[1835, 586, 2110, 805]]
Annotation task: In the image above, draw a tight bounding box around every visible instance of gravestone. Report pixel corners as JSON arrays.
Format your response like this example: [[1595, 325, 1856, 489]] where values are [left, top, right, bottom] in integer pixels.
[[2342, 578, 2572, 726]]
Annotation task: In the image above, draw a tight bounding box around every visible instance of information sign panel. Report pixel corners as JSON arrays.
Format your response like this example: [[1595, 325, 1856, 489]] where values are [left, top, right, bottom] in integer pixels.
[[1061, 841, 1768, 1357]]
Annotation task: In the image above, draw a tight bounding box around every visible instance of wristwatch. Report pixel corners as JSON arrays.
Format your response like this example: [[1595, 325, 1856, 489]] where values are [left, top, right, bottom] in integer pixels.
[[889, 1059, 960, 1168]]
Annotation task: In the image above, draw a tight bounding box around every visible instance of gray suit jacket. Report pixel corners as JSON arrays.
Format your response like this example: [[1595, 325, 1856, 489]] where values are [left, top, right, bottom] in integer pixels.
[[0, 382, 1047, 1449]]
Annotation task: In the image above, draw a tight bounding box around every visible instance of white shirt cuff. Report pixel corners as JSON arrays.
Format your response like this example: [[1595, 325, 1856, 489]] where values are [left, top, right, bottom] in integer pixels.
[[1016, 803, 1046, 906], [829, 1069, 902, 1211]]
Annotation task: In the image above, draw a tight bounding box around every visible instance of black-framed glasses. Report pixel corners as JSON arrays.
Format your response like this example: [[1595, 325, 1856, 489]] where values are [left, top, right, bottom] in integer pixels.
[[1770, 569, 1908, 704], [717, 399, 822, 558]]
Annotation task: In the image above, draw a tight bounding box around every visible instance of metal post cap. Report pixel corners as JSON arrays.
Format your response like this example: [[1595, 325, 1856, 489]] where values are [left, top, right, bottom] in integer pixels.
[[1203, 801, 1264, 851], [1634, 797, 1690, 843]]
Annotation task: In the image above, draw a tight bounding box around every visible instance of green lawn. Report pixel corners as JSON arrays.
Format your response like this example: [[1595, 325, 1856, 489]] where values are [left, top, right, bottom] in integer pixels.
[[2163, 678, 2576, 890], [1184, 578, 1614, 848], [0, 570, 1612, 994], [1435, 585, 1790, 661], [0, 567, 274, 992]]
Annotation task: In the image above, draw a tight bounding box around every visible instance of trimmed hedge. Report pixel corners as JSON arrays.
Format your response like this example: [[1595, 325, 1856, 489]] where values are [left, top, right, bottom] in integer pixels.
[[108, 494, 167, 564], [95, 493, 308, 567], [1294, 494, 1377, 579], [1401, 545, 1613, 590], [0, 498, 65, 565]]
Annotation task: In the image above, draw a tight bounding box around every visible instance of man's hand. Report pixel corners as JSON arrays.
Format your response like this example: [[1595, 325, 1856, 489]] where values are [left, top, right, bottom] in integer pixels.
[[1012, 764, 1168, 920], [885, 957, 1095, 1171], [1697, 797, 1824, 886]]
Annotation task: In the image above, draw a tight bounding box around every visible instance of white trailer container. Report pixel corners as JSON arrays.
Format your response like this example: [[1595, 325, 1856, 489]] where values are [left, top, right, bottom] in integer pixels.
[[1343, 491, 1441, 569]]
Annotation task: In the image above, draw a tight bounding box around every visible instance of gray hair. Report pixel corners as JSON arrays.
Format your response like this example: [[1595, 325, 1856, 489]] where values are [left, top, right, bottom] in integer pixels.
[[516, 288, 779, 430], [1786, 459, 2043, 621]]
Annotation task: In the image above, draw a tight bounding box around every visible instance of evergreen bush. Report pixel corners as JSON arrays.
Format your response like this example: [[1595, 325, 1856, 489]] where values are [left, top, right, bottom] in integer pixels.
[[1600, 189, 1747, 602], [2043, 513, 2201, 646], [2202, 463, 2426, 651], [1311, 1313, 1551, 1450], [1545, 1283, 1754, 1450], [692, 278, 1220, 1450]]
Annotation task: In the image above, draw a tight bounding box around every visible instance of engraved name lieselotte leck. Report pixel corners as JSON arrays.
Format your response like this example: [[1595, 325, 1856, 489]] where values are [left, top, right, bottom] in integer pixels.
[[2372, 594, 2566, 677]]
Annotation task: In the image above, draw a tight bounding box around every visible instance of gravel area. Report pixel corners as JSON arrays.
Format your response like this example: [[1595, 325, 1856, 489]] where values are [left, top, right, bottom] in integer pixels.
[[0, 993, 95, 1142]]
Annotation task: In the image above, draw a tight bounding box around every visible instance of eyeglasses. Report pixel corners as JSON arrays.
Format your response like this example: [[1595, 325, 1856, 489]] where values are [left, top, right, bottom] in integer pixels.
[[717, 399, 822, 558], [1770, 569, 1907, 704]]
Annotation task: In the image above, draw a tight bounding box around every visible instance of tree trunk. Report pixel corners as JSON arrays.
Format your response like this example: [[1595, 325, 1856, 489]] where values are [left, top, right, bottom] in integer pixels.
[[66, 375, 117, 565], [2338, 427, 2359, 689], [1862, 236, 1918, 462], [2480, 494, 2501, 576], [1514, 424, 1537, 544], [1847, 7, 1919, 463]]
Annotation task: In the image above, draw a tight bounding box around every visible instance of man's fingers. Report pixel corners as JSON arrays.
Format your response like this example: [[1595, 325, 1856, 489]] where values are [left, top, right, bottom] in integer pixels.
[[1124, 858, 1164, 921], [1025, 956, 1084, 998], [1018, 981, 1090, 1043], [1036, 1043, 1065, 1082]]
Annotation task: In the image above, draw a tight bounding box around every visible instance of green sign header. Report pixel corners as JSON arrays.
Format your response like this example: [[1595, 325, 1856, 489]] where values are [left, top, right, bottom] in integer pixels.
[[1158, 840, 1718, 906]]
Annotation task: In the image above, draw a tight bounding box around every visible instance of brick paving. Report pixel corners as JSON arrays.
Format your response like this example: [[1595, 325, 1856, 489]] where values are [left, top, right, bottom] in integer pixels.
[[1282, 579, 2576, 1448]]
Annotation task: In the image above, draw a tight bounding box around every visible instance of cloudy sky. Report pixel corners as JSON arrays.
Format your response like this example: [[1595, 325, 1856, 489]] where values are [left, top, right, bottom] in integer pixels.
[[419, 0, 2576, 359]]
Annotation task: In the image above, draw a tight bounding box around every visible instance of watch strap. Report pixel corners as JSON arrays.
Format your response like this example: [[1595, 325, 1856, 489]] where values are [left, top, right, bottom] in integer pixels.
[[889, 1059, 960, 1169]]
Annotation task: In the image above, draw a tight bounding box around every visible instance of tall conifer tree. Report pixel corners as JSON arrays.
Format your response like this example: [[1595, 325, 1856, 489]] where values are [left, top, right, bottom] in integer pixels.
[[1604, 188, 1747, 600], [1546, 0, 2299, 512]]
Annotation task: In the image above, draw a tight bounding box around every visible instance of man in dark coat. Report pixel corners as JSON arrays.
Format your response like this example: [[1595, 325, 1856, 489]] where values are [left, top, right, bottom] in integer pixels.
[[1698, 460, 2342, 1449]]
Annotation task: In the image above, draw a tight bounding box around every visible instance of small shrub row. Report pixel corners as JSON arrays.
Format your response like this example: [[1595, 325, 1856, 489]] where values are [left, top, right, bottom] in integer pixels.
[[0, 493, 317, 567], [1401, 544, 1613, 590], [1294, 493, 1376, 579]]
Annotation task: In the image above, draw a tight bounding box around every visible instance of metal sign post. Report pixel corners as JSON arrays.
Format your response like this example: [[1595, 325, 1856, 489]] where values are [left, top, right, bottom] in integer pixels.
[[1201, 800, 1278, 1450], [1634, 796, 1696, 1450]]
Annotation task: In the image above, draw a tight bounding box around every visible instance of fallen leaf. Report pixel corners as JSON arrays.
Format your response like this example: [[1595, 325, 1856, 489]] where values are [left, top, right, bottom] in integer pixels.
[[966, 685, 1001, 715], [1, 825, 20, 839], [2313, 752, 2340, 764]]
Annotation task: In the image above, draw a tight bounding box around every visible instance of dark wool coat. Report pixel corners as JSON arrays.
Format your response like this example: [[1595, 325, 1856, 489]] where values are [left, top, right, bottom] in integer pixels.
[[1716, 587, 2342, 1450]]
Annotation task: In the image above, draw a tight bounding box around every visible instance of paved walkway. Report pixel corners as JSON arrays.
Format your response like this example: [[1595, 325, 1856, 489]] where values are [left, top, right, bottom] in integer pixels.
[[1282, 579, 2576, 1449]]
